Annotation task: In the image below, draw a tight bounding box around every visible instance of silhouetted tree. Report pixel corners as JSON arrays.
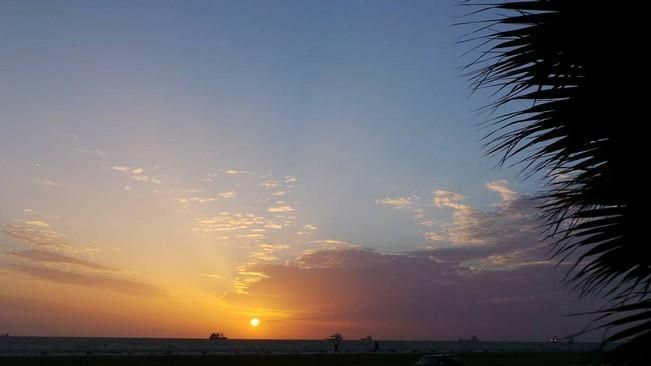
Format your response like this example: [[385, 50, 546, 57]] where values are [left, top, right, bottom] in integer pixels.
[[461, 1, 649, 364], [327, 333, 343, 352]]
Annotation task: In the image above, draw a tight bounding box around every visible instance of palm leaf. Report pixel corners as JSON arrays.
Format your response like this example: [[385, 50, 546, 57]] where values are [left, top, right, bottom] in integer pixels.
[[461, 1, 650, 364]]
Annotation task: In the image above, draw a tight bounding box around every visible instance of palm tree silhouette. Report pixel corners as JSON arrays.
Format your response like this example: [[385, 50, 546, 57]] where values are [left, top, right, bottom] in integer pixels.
[[461, 1, 649, 364]]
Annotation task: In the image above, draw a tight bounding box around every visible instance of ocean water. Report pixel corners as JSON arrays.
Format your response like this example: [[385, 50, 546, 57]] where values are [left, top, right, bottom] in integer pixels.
[[0, 337, 601, 356]]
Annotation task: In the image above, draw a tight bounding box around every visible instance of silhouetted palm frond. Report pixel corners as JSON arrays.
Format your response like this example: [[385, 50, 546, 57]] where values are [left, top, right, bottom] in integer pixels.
[[461, 1, 649, 363]]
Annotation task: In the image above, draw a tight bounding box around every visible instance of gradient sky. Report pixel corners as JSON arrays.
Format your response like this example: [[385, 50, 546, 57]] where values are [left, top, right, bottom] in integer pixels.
[[1, 0, 601, 340]]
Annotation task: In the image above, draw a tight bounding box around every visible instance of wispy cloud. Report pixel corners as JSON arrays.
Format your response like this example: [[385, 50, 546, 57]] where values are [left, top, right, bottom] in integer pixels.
[[77, 146, 108, 157], [202, 273, 228, 280], [5, 264, 167, 297], [375, 181, 544, 269], [218, 191, 237, 199], [7, 249, 118, 272], [486, 180, 518, 202], [260, 180, 280, 190], [433, 190, 468, 210], [267, 202, 295, 213], [376, 196, 418, 209], [33, 179, 60, 187], [111, 165, 161, 185], [310, 239, 356, 248], [428, 182, 538, 250], [1, 221, 74, 251], [23, 220, 49, 228], [192, 213, 268, 243], [224, 169, 249, 175]]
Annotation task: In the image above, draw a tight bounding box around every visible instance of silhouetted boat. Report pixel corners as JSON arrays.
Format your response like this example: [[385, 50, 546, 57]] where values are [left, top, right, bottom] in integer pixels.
[[360, 335, 373, 341], [457, 336, 480, 343], [208, 332, 228, 340]]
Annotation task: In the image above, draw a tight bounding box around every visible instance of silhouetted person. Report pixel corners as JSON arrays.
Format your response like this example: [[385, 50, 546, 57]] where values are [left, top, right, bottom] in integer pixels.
[[374, 340, 379, 352]]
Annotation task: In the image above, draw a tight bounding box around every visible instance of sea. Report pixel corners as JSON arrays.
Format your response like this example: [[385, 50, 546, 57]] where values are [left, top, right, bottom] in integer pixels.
[[0, 337, 603, 357]]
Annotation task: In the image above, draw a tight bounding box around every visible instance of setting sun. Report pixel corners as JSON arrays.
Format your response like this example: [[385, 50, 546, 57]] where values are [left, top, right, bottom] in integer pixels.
[[250, 318, 260, 327]]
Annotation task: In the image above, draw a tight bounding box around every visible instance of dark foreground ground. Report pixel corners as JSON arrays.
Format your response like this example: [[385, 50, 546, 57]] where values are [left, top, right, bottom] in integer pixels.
[[0, 352, 603, 366]]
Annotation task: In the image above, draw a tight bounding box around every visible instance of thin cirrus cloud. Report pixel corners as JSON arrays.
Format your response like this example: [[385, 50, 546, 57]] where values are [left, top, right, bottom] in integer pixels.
[[33, 179, 61, 187], [1, 219, 166, 297], [7, 249, 118, 272], [6, 264, 167, 297]]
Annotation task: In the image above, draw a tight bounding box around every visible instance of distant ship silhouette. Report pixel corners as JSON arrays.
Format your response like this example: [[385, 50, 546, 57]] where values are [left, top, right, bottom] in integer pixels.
[[208, 332, 228, 340], [457, 336, 480, 342]]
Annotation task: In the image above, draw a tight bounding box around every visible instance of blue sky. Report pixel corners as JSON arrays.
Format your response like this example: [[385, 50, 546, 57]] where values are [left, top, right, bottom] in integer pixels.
[[1, 0, 530, 247], [0, 1, 597, 340]]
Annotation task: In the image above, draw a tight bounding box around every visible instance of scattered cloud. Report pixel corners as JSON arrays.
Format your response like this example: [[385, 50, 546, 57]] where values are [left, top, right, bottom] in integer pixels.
[[224, 247, 601, 340]]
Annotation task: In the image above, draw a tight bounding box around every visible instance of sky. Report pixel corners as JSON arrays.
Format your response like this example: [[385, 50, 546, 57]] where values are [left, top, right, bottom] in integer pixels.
[[0, 0, 602, 341]]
